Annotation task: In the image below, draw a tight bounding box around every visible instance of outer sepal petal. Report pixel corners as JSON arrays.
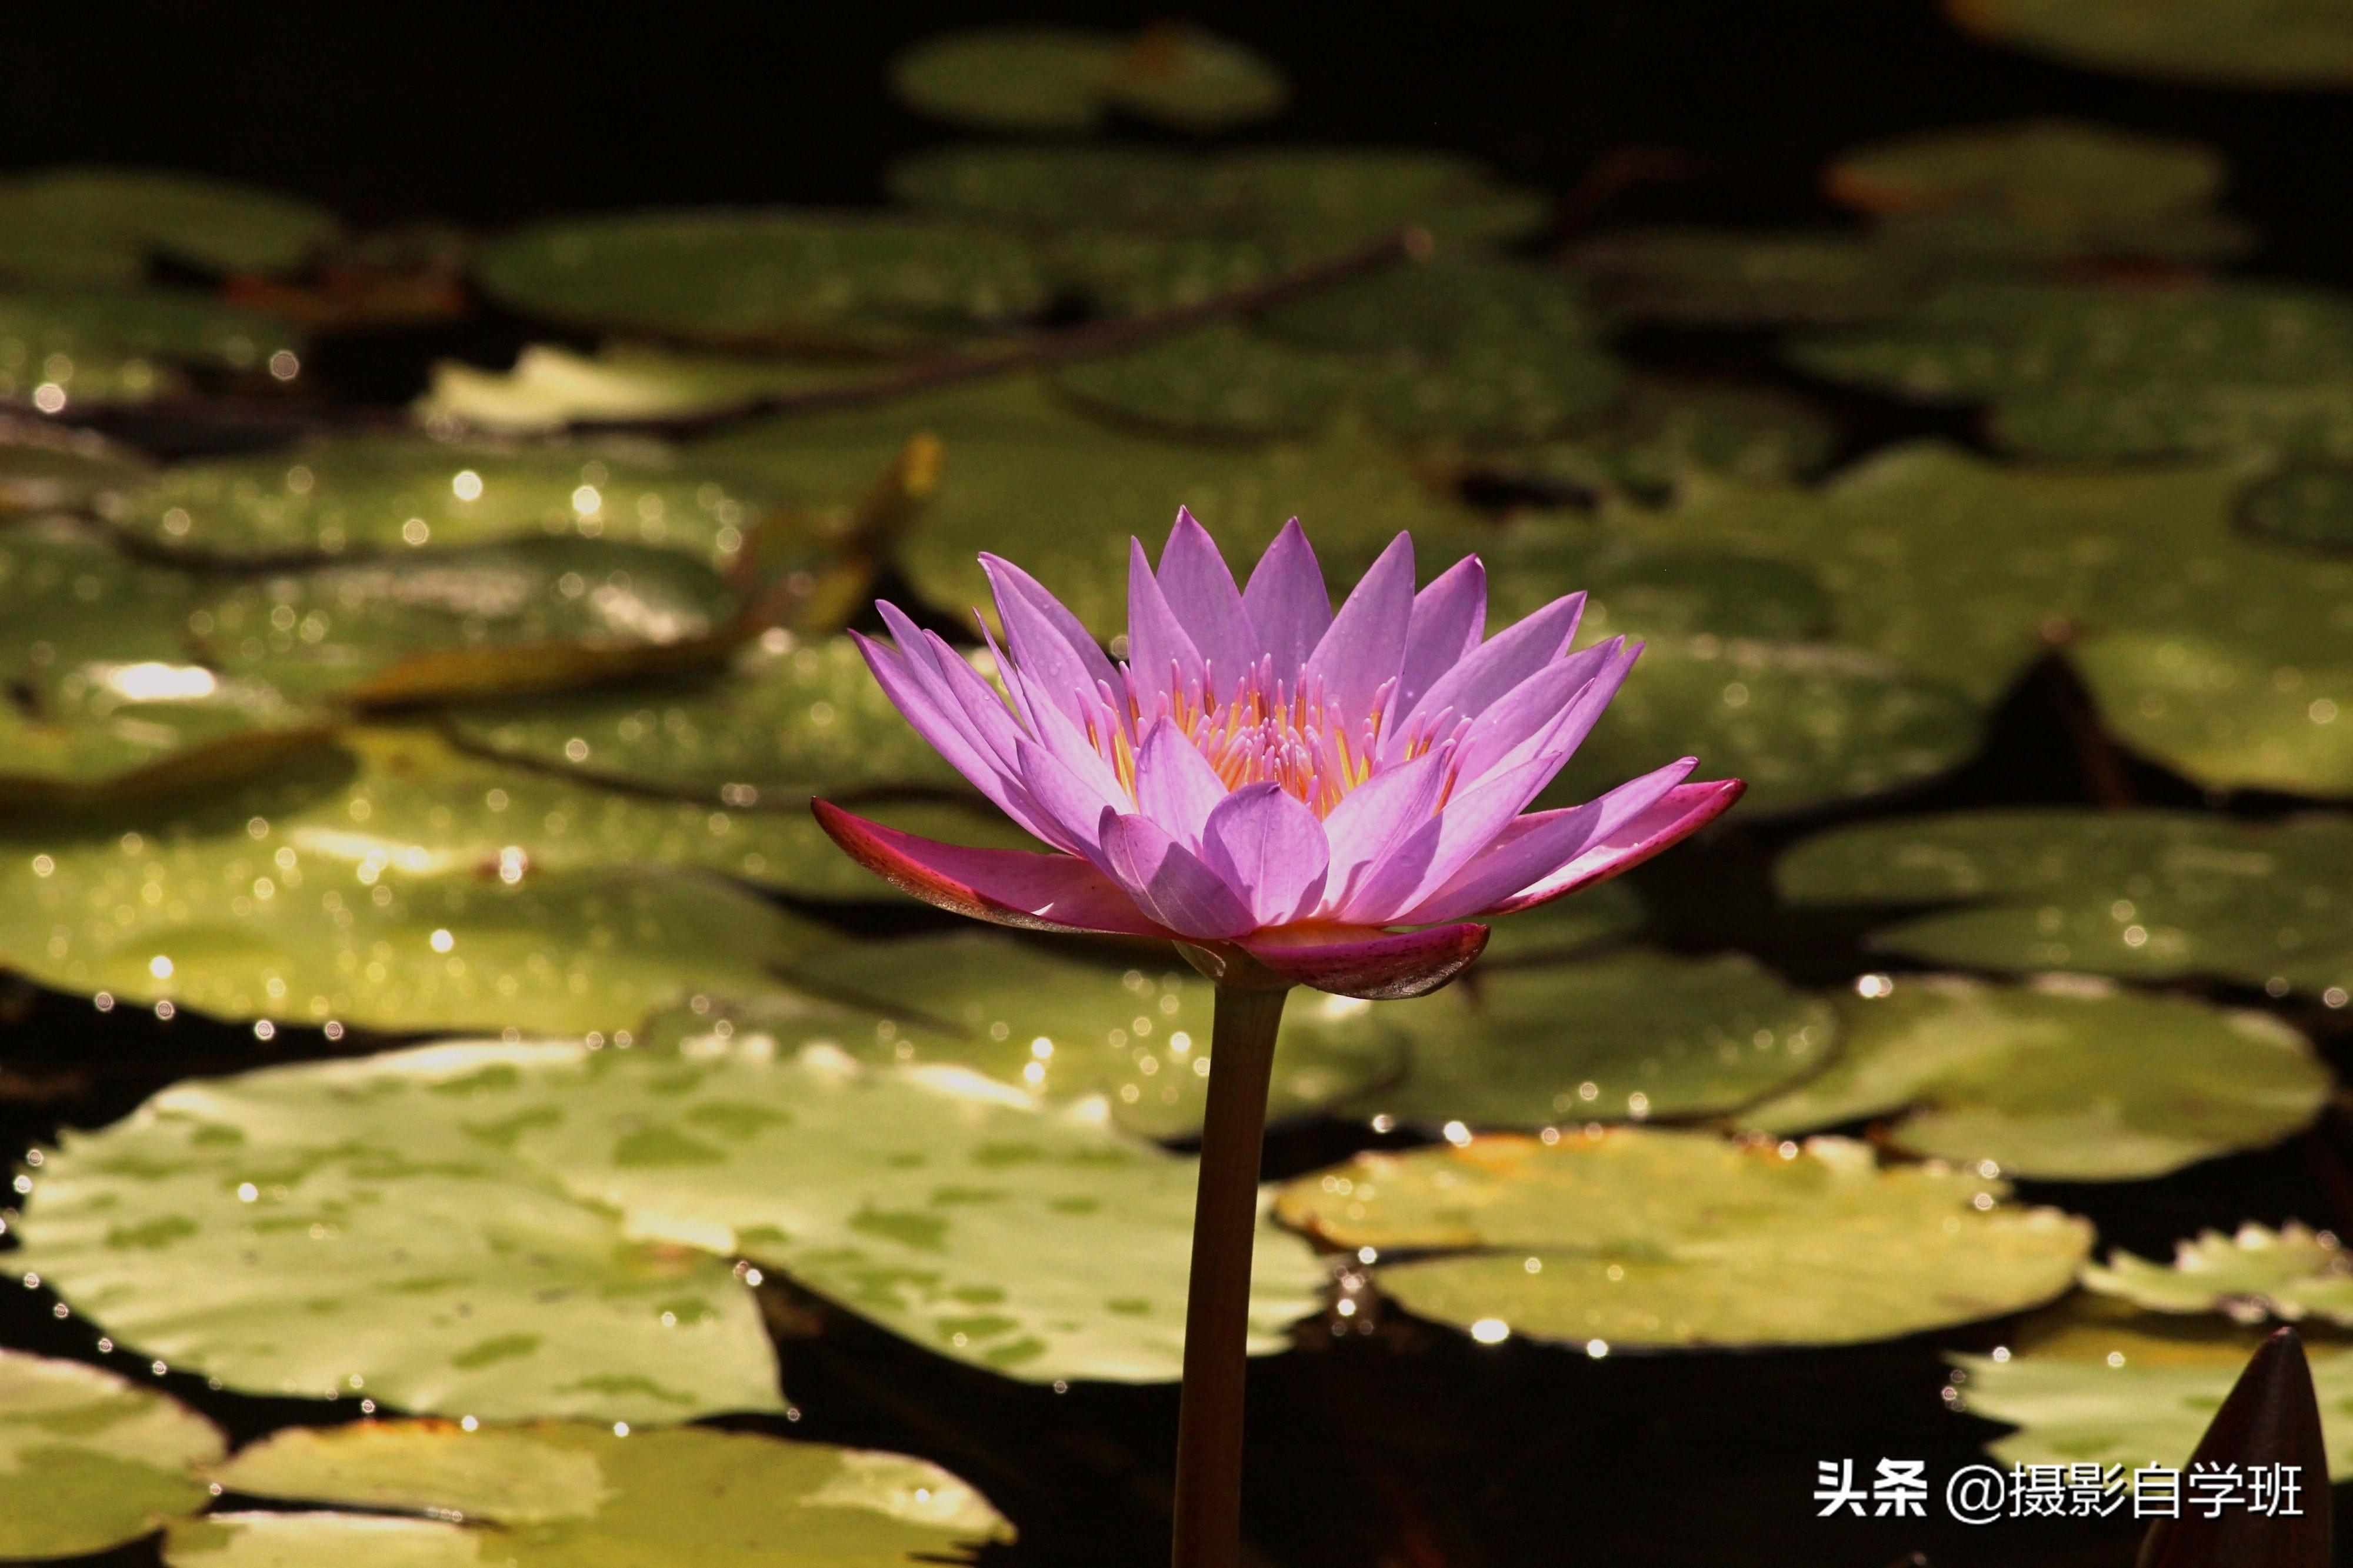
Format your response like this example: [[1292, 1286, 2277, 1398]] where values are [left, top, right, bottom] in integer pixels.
[[1235, 921, 1489, 1000], [811, 800, 1172, 938]]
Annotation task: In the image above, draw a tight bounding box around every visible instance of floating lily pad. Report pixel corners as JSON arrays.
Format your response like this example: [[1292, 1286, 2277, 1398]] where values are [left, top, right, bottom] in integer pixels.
[[0, 1349, 224, 1560], [0, 666, 328, 808], [416, 345, 870, 435], [1992, 376, 2353, 463], [1542, 636, 1984, 818], [175, 1420, 1011, 1567], [891, 25, 1285, 134], [189, 539, 745, 705], [1567, 228, 1931, 326], [474, 212, 1051, 352], [2073, 628, 2353, 796], [1825, 119, 2249, 263], [1482, 528, 1834, 643], [804, 932, 1410, 1138], [1357, 950, 1833, 1129], [113, 435, 785, 565], [2238, 461, 2353, 554], [1052, 323, 1358, 438], [0, 166, 341, 287], [443, 632, 964, 801], [1477, 878, 1646, 965], [1947, 0, 2353, 88], [0, 291, 302, 407], [1741, 975, 2329, 1180], [1775, 808, 2353, 996], [1278, 1129, 2090, 1348], [1042, 229, 1292, 316], [0, 416, 153, 512], [1950, 1297, 2353, 1477], [0, 527, 197, 681], [886, 145, 1548, 250], [2085, 1225, 2353, 1326], [14, 1042, 786, 1422], [699, 377, 1483, 635], [1469, 380, 1840, 501]]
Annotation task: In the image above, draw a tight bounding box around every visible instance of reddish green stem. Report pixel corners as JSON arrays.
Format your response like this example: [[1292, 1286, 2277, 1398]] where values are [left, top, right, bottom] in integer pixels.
[[1171, 980, 1291, 1568]]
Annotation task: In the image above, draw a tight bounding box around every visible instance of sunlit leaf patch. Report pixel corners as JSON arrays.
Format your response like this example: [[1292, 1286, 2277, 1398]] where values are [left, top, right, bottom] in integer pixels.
[[0, 1349, 224, 1560], [2085, 1225, 2353, 1326]]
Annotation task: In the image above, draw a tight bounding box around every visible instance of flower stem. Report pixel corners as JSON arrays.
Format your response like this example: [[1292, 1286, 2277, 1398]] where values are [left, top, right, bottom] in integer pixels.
[[1171, 980, 1291, 1568]]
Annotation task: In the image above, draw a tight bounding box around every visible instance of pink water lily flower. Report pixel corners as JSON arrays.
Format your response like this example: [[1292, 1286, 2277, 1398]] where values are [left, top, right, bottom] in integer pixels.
[[814, 511, 1743, 1000]]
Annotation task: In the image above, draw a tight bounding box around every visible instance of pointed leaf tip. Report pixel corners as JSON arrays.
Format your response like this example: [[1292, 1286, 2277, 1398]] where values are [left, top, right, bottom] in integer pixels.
[[2137, 1326, 2330, 1568]]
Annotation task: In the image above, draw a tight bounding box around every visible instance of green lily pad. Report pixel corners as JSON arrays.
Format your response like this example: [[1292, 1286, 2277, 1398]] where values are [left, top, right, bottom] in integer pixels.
[[1052, 322, 1359, 438], [14, 1042, 786, 1422], [1277, 1129, 2091, 1348], [0, 1349, 224, 1560], [112, 434, 785, 565], [699, 376, 1484, 635], [1542, 635, 1984, 818], [1947, 0, 2353, 88], [2072, 628, 2353, 796], [0, 166, 341, 287], [1357, 950, 1833, 1129], [2238, 461, 2353, 554], [1950, 1297, 2353, 1477], [2085, 1225, 2353, 1326], [415, 345, 872, 435], [0, 665, 329, 808], [442, 631, 964, 802], [886, 145, 1548, 251], [1567, 228, 1932, 326], [188, 539, 746, 706], [173, 1420, 1011, 1567], [1469, 379, 1840, 500], [1991, 376, 2353, 464], [473, 212, 1051, 352], [1740, 975, 2329, 1180], [1825, 119, 2250, 264], [1254, 256, 1602, 356], [1482, 527, 1834, 643], [0, 291, 303, 407], [0, 526, 197, 680], [1041, 229, 1292, 316], [891, 25, 1284, 134], [0, 416, 152, 512], [1476, 878, 1646, 965], [801, 932, 1409, 1139], [1775, 808, 2353, 996]]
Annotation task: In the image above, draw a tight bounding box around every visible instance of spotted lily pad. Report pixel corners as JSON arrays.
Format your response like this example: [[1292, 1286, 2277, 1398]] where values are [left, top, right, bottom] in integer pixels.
[[1277, 1129, 2090, 1348], [14, 1043, 786, 1422], [891, 25, 1284, 134], [0, 665, 329, 808], [0, 527, 197, 680], [0, 166, 341, 288], [2085, 1225, 2353, 1326], [2072, 628, 2353, 795], [173, 1420, 1011, 1567], [188, 539, 746, 705], [0, 291, 302, 407], [443, 632, 965, 801], [1482, 528, 1833, 643], [416, 345, 870, 435], [1476, 878, 1646, 965], [474, 212, 1051, 352], [1051, 323, 1359, 438], [0, 1349, 224, 1560], [1741, 975, 2329, 1180], [1356, 950, 1833, 1129], [1775, 808, 2353, 996], [1542, 635, 1984, 818], [1947, 0, 2353, 88], [1567, 228, 1932, 326], [1950, 1298, 2353, 1478], [0, 416, 152, 512], [1467, 380, 1839, 500], [803, 932, 1410, 1138], [1825, 119, 2250, 263], [114, 435, 784, 565]]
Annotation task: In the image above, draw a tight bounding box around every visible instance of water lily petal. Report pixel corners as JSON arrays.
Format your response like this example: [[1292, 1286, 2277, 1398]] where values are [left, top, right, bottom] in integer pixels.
[[983, 552, 1120, 735], [1126, 537, 1206, 706], [1447, 638, 1628, 787], [1240, 518, 1332, 679], [1485, 778, 1747, 915], [1156, 508, 1259, 692], [1014, 737, 1128, 858], [1239, 922, 1488, 1000], [1132, 718, 1229, 848], [1201, 782, 1331, 926], [1098, 809, 1258, 940], [1304, 531, 1415, 725], [854, 629, 1068, 847], [812, 800, 1169, 937], [1318, 748, 1448, 912], [1384, 590, 1585, 760], [1397, 756, 1697, 925], [1396, 555, 1487, 722]]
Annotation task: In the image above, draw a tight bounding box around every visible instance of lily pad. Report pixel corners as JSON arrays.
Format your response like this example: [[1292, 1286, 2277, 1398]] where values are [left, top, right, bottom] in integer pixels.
[[1468, 380, 1839, 500], [1482, 528, 1833, 643], [2238, 461, 2353, 554], [1740, 975, 2330, 1180], [0, 166, 341, 287], [113, 435, 785, 565], [1542, 636, 1984, 818], [0, 291, 302, 407], [0, 527, 198, 681], [1476, 878, 1647, 965], [415, 345, 870, 435], [0, 1349, 224, 1560], [1947, 0, 2353, 88], [803, 932, 1411, 1138], [442, 631, 965, 802], [2085, 1225, 2353, 1326], [2072, 628, 2353, 796], [188, 539, 746, 705], [1567, 228, 1931, 326], [1825, 118, 2250, 263], [174, 1420, 1011, 1567], [891, 25, 1285, 134], [886, 145, 1549, 251], [0, 665, 329, 808], [1277, 1129, 2091, 1348], [14, 1042, 786, 1422], [473, 212, 1051, 352], [0, 416, 153, 512], [1775, 808, 2353, 996], [1052, 323, 1359, 438], [1950, 1297, 2353, 1477], [1357, 950, 1834, 1128], [1041, 229, 1292, 316]]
